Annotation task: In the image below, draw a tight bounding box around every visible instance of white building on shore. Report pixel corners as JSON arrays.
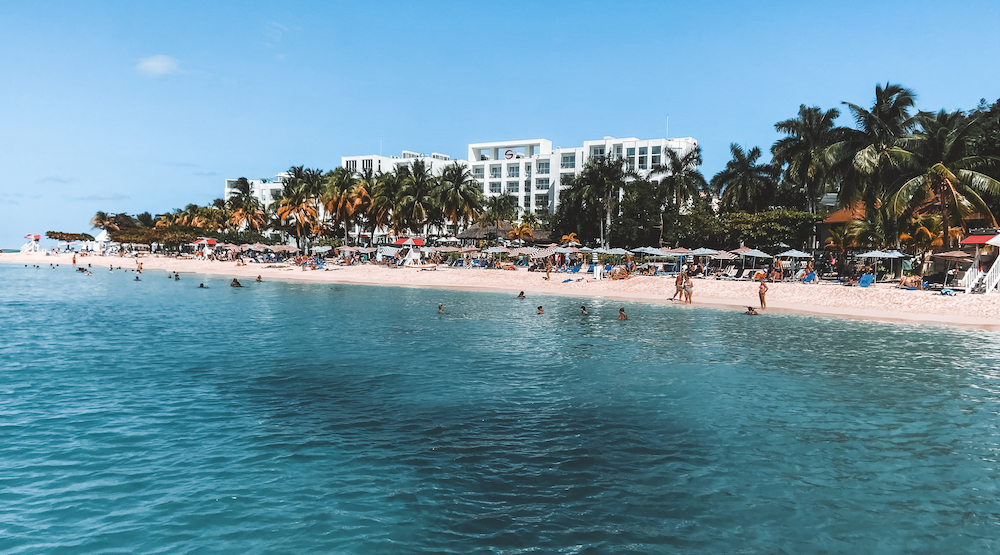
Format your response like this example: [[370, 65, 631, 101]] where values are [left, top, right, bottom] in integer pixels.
[[226, 135, 698, 216], [338, 135, 697, 214]]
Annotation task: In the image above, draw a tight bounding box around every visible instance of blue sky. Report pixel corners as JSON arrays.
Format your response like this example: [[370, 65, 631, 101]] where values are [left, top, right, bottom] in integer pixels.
[[2, 0, 999, 247]]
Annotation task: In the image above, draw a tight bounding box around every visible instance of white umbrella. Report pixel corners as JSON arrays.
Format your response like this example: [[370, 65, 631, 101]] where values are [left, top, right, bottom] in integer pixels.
[[483, 246, 508, 254], [776, 249, 811, 258], [312, 246, 333, 253], [607, 247, 632, 255], [691, 247, 718, 256], [740, 249, 772, 259]]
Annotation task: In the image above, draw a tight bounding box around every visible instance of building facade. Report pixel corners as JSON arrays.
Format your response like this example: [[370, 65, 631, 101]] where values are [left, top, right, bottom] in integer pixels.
[[227, 135, 698, 216]]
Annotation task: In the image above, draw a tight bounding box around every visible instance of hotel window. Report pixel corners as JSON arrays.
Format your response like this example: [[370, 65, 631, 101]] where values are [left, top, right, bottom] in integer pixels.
[[652, 146, 661, 155], [525, 163, 532, 177], [537, 161, 550, 174], [490, 165, 501, 179], [507, 165, 519, 178], [561, 154, 575, 169], [473, 166, 484, 179], [524, 179, 532, 192], [627, 158, 635, 170], [523, 197, 531, 209], [346, 160, 357, 171], [639, 147, 647, 156], [507, 181, 519, 193], [651, 146, 662, 166], [638, 156, 647, 170], [626, 147, 635, 157], [592, 146, 605, 158], [615, 145, 623, 158], [489, 182, 501, 193], [362, 159, 373, 170], [536, 178, 549, 190], [535, 194, 549, 207]]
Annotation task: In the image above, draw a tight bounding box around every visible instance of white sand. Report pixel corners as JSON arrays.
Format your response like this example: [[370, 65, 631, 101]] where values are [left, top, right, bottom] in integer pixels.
[[5, 251, 997, 329]]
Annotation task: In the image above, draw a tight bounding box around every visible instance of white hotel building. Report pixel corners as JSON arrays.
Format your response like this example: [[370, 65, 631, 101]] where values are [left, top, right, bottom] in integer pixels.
[[340, 135, 697, 214]]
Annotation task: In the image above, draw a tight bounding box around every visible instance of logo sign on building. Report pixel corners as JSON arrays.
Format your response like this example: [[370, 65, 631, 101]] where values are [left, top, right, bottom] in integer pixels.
[[504, 149, 514, 160]]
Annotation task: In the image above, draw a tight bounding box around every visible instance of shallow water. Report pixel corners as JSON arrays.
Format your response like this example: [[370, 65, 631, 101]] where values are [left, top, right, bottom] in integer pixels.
[[3, 262, 1000, 553]]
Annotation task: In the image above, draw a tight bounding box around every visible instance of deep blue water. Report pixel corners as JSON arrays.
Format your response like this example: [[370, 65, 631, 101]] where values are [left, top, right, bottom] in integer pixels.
[[3, 261, 1000, 553]]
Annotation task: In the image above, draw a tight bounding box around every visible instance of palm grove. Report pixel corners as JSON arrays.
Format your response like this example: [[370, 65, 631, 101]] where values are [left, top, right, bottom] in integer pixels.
[[86, 83, 1000, 261]]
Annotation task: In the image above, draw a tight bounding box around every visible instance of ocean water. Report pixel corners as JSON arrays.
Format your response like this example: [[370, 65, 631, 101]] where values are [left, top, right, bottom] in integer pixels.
[[3, 262, 1000, 554]]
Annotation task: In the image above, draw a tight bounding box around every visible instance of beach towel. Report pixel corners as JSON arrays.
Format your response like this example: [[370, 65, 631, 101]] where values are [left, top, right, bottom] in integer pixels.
[[941, 288, 955, 296]]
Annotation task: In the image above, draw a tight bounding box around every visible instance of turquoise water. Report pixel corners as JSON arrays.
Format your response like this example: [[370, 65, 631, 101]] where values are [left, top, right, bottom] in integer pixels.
[[3, 262, 1000, 553]]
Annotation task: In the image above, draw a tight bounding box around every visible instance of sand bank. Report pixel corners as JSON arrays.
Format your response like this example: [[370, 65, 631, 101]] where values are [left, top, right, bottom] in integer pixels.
[[5, 251, 997, 330]]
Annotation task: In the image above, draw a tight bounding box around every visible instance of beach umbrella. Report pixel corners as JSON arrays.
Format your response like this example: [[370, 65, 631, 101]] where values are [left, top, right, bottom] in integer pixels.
[[483, 246, 508, 254], [740, 249, 772, 259], [776, 249, 811, 258], [577, 246, 594, 252], [460, 246, 480, 253], [711, 250, 737, 260], [436, 236, 459, 243], [312, 246, 333, 253], [691, 247, 718, 256]]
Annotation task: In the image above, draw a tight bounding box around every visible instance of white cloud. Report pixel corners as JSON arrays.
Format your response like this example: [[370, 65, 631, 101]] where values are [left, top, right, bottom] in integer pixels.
[[135, 55, 180, 77]]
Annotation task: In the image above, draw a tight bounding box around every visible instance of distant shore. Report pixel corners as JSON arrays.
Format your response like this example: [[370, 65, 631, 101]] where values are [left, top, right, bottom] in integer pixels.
[[4, 251, 998, 330]]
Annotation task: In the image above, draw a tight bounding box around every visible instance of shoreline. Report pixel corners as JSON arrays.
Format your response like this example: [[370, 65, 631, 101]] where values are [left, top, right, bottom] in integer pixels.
[[4, 252, 998, 330]]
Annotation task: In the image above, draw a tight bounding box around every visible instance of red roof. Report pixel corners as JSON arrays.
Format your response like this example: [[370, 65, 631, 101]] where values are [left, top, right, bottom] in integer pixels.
[[959, 234, 997, 245], [392, 237, 425, 246], [822, 202, 866, 224]]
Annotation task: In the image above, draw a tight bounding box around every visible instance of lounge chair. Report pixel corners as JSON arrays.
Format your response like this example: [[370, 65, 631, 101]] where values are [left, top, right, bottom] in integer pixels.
[[802, 271, 816, 283], [858, 273, 875, 287]]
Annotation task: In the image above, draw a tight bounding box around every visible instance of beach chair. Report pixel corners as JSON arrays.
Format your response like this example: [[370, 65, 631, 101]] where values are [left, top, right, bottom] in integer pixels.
[[586, 264, 595, 274], [569, 265, 581, 274], [858, 273, 875, 288], [802, 271, 815, 283]]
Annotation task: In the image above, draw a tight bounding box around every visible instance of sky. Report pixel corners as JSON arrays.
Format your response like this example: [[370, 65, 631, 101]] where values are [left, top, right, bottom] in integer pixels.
[[2, 0, 999, 248]]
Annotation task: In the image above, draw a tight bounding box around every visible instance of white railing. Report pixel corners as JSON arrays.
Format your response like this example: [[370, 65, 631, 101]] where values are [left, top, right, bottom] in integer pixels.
[[982, 260, 1000, 294], [962, 266, 982, 293]]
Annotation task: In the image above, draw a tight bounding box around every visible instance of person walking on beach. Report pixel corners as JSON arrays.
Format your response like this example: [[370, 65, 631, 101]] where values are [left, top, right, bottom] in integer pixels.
[[672, 272, 685, 300], [618, 308, 628, 320], [758, 277, 768, 309]]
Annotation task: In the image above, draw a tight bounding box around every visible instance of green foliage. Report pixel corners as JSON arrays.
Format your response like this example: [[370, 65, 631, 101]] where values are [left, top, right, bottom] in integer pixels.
[[46, 231, 95, 242], [720, 210, 819, 249], [661, 199, 725, 248]]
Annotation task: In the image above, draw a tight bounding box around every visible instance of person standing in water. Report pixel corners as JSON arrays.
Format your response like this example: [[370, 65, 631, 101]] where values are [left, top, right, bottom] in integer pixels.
[[438, 304, 444, 313], [580, 305, 588, 315], [517, 291, 525, 299], [618, 308, 628, 320], [758, 277, 768, 309], [537, 306, 544, 314]]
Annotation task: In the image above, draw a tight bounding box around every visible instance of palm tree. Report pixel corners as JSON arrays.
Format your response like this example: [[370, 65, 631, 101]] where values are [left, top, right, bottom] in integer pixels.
[[711, 144, 780, 212], [899, 215, 947, 275], [368, 169, 402, 239], [652, 145, 709, 209], [396, 160, 440, 234], [275, 184, 319, 250], [560, 232, 579, 245], [90, 211, 119, 231], [322, 167, 360, 242], [508, 221, 534, 243], [828, 83, 917, 207], [889, 110, 1000, 248], [436, 162, 483, 230], [771, 105, 848, 212], [574, 156, 631, 247]]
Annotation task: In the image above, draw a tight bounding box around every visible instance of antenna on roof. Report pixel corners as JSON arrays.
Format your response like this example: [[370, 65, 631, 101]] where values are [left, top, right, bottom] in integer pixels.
[[665, 115, 669, 138], [379, 137, 382, 157]]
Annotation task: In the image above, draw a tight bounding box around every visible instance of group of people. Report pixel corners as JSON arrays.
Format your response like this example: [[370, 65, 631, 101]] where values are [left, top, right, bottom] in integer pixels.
[[671, 272, 694, 303]]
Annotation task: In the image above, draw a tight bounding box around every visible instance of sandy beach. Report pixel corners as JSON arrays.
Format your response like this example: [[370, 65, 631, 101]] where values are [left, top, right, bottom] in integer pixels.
[[5, 251, 997, 329]]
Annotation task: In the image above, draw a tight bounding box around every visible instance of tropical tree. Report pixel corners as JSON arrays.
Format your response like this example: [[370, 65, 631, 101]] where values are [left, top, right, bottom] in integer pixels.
[[479, 194, 518, 230], [711, 144, 780, 212], [367, 169, 402, 239], [888, 110, 1000, 249], [508, 222, 534, 243], [395, 160, 440, 234], [275, 183, 319, 250], [560, 232, 579, 245], [828, 83, 917, 208], [322, 167, 360, 242], [437, 162, 483, 230], [771, 105, 848, 212], [572, 156, 631, 247], [90, 211, 119, 231], [899, 215, 948, 274], [652, 145, 709, 209]]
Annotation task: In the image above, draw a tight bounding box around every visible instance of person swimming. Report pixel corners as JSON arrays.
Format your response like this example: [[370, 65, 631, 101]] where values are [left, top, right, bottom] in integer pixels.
[[580, 305, 588, 315], [517, 291, 525, 299], [745, 306, 759, 315], [438, 304, 444, 313], [134, 276, 140, 281], [618, 308, 628, 320], [199, 283, 205, 288], [537, 306, 544, 314], [231, 278, 242, 287], [256, 275, 262, 282]]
